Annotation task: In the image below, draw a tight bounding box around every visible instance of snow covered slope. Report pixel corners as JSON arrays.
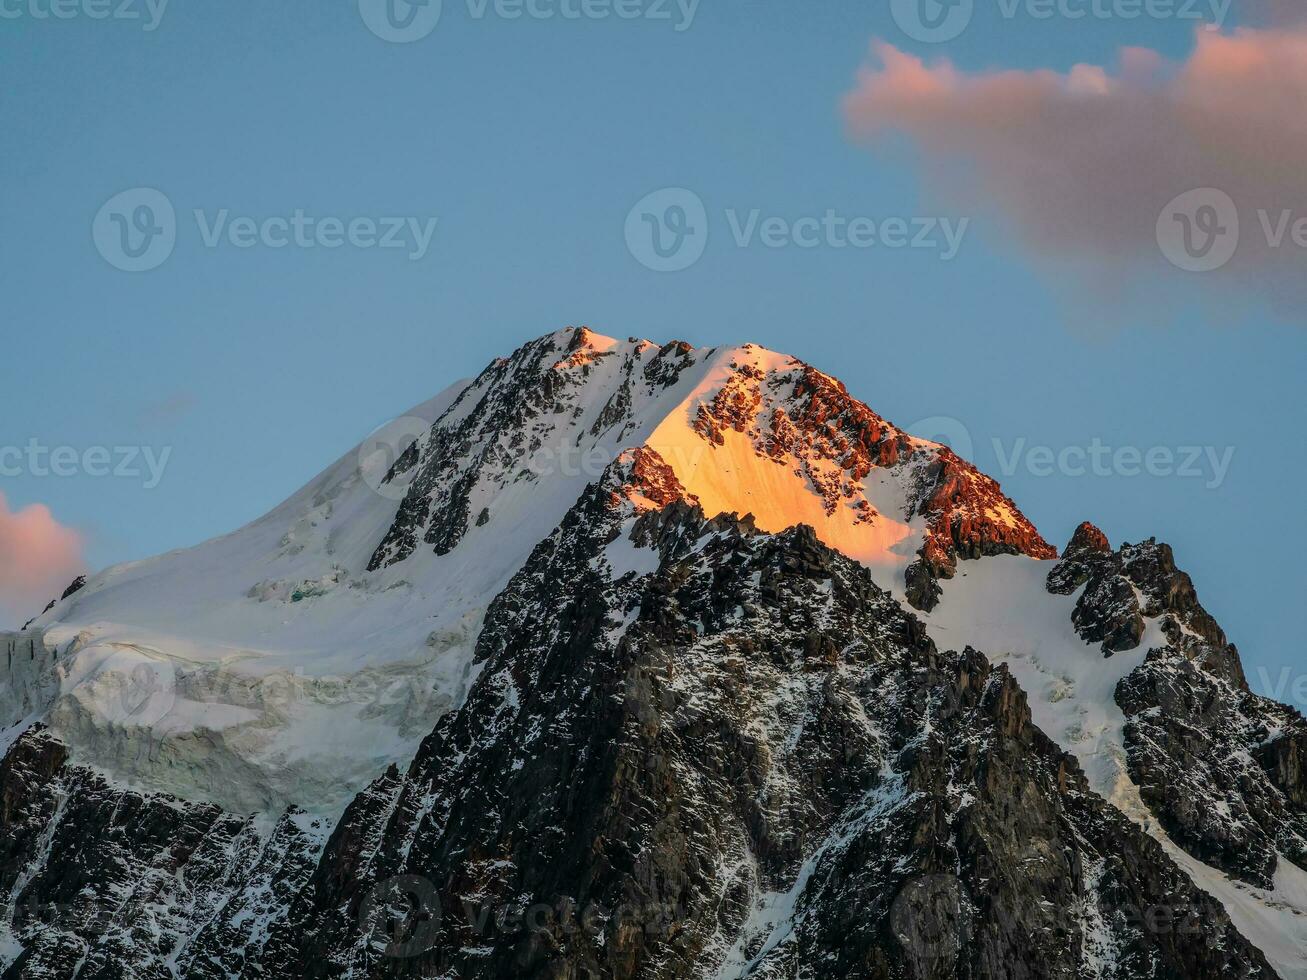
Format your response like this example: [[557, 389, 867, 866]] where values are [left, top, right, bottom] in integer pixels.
[[3, 327, 1302, 979], [919, 544, 1307, 980], [9, 328, 1048, 815]]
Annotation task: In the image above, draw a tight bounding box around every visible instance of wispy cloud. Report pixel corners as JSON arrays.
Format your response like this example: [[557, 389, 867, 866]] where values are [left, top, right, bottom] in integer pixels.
[[843, 27, 1307, 319], [139, 390, 198, 426], [0, 492, 85, 627]]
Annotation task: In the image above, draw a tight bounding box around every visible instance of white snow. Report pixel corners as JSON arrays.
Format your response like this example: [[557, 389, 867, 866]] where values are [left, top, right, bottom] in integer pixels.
[[2, 331, 731, 814], [920, 554, 1307, 980], [645, 345, 925, 577], [916, 555, 1154, 815]]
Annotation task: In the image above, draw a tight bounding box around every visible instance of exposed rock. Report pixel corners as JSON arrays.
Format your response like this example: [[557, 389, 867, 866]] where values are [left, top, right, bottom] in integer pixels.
[[0, 728, 327, 979], [1045, 533, 1307, 890], [251, 458, 1269, 978]]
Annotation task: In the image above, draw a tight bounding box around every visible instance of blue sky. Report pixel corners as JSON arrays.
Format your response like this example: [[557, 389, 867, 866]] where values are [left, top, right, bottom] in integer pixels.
[[2, 1, 1304, 702]]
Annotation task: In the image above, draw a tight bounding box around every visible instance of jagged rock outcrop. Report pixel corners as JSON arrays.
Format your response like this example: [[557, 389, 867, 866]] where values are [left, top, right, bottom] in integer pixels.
[[251, 457, 1266, 978], [0, 727, 328, 979], [1045, 524, 1307, 892], [364, 329, 1054, 611]]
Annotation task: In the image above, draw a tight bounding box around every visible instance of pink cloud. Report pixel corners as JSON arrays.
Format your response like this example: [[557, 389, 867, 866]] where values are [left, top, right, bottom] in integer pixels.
[[843, 28, 1307, 316], [0, 492, 85, 627]]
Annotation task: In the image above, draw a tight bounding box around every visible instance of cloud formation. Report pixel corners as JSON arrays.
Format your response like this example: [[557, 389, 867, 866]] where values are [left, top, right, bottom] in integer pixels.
[[0, 492, 85, 627], [843, 28, 1307, 316]]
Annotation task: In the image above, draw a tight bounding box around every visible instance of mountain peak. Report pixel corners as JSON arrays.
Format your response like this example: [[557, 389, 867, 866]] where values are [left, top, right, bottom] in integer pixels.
[[9, 329, 1307, 978], [20, 327, 1053, 813], [370, 327, 1054, 612]]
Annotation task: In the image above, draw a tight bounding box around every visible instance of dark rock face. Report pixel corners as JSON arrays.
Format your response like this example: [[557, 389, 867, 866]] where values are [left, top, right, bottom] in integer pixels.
[[0, 727, 327, 980], [683, 353, 1056, 614], [29, 575, 89, 624], [0, 452, 1294, 978], [368, 328, 670, 571], [59, 576, 88, 602], [246, 457, 1266, 978], [1046, 528, 1142, 655], [1046, 530, 1242, 668], [1117, 650, 1307, 889], [903, 448, 1057, 612], [1046, 521, 1110, 594], [1046, 526, 1307, 892], [0, 726, 67, 889], [1075, 573, 1145, 656]]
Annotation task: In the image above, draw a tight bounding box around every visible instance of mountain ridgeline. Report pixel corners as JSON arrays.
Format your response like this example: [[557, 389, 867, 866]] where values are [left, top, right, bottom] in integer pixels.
[[2, 328, 1304, 979]]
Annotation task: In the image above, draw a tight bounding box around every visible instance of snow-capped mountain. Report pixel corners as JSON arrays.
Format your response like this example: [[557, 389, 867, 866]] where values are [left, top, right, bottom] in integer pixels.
[[2, 327, 1304, 978]]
